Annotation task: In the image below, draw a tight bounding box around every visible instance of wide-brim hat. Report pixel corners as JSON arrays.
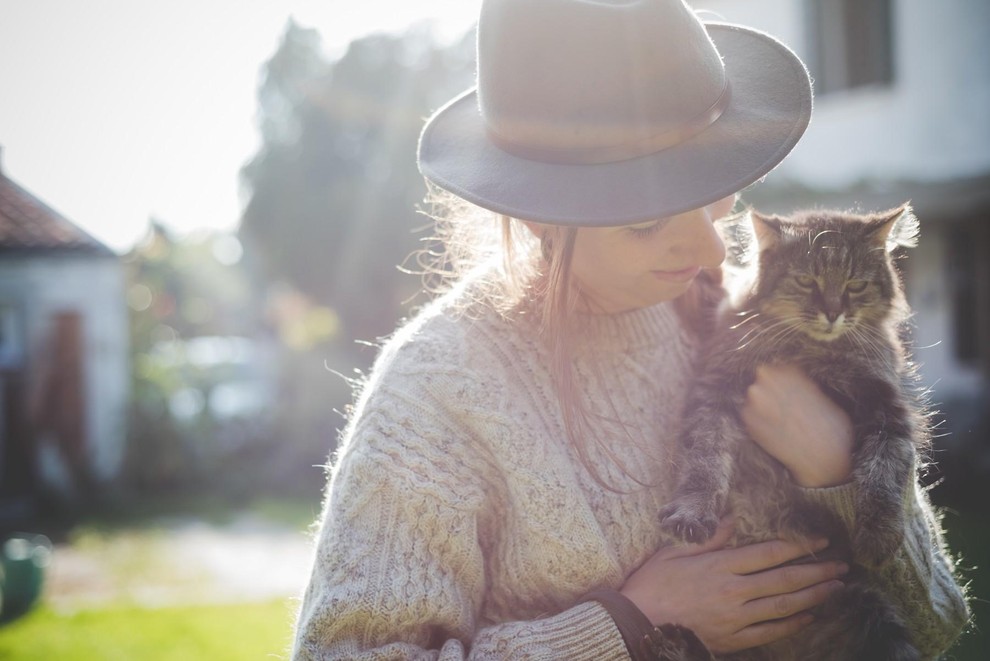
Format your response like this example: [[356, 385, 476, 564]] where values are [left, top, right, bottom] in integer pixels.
[[417, 0, 812, 227]]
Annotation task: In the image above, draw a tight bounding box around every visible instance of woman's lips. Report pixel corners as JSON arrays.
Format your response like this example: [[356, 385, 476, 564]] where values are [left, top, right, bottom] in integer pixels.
[[652, 266, 702, 283]]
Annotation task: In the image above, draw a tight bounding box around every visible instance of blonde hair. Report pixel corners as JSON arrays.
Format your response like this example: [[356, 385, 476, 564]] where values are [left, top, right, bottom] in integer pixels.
[[416, 183, 540, 312], [419, 186, 717, 490]]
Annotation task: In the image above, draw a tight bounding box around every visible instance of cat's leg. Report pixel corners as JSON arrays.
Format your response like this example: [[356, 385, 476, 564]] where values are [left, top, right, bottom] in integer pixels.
[[641, 623, 715, 661], [850, 414, 915, 568], [776, 497, 849, 564], [660, 407, 746, 543], [803, 581, 919, 661]]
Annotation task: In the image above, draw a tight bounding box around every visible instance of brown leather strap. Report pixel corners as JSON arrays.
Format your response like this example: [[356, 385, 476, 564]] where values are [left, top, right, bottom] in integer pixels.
[[581, 589, 656, 661]]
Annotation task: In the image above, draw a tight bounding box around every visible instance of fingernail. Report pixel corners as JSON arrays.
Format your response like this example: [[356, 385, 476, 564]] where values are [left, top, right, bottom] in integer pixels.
[[829, 580, 846, 592], [837, 562, 850, 575], [813, 537, 830, 550]]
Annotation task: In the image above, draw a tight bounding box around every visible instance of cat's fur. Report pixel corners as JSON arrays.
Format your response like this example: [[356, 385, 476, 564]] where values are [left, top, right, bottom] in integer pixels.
[[659, 206, 927, 661]]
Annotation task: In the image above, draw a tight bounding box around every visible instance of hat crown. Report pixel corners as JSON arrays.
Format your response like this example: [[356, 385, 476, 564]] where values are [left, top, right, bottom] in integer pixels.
[[478, 0, 728, 164]]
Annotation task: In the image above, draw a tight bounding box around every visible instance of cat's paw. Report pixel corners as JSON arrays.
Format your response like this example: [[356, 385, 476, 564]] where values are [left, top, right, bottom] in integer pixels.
[[659, 502, 719, 544], [641, 623, 714, 661]]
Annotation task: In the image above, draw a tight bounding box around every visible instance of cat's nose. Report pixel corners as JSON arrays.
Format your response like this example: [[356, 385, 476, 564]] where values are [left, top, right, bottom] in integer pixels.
[[823, 293, 844, 323]]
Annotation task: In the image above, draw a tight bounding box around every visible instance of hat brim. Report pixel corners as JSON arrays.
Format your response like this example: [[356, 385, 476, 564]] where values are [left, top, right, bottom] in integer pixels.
[[417, 23, 812, 227]]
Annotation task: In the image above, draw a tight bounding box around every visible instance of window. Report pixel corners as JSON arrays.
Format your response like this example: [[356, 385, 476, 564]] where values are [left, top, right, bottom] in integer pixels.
[[948, 219, 990, 373], [0, 303, 24, 369], [805, 0, 895, 94]]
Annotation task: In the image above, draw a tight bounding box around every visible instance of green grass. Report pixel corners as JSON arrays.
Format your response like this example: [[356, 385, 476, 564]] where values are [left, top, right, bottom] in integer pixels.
[[0, 599, 297, 661], [940, 506, 990, 661], [0, 494, 316, 660], [1, 494, 981, 659]]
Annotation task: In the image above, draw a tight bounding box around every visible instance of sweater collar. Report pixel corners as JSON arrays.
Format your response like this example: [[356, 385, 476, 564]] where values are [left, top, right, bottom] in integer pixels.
[[572, 301, 687, 353]]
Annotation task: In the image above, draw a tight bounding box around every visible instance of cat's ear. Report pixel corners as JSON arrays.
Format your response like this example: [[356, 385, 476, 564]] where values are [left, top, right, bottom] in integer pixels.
[[750, 210, 784, 250], [865, 203, 919, 251]]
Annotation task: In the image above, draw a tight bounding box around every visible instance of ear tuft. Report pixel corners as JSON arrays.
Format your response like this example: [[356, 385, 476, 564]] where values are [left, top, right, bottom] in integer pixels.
[[868, 203, 919, 251], [887, 203, 919, 250]]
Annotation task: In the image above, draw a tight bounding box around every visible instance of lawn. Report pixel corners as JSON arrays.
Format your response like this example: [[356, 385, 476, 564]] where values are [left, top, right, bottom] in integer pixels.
[[0, 495, 313, 660], [0, 598, 297, 661], [940, 506, 989, 661], [0, 495, 983, 659]]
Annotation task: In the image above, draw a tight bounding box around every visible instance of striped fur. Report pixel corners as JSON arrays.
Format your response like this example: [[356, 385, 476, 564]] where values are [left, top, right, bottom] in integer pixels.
[[659, 207, 924, 660]]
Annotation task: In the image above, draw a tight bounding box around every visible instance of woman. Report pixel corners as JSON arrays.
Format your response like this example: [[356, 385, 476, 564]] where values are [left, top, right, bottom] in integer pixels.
[[293, 1, 968, 658]]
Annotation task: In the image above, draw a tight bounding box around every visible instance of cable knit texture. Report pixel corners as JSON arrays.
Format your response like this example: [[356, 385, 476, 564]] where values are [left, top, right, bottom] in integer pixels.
[[292, 282, 969, 660]]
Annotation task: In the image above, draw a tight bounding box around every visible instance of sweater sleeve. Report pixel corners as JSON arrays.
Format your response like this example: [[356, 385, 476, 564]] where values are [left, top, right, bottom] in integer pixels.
[[291, 379, 630, 660], [800, 476, 970, 660]]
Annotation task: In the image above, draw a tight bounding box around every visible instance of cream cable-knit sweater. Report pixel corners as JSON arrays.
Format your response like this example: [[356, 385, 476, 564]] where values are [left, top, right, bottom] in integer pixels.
[[292, 284, 969, 660]]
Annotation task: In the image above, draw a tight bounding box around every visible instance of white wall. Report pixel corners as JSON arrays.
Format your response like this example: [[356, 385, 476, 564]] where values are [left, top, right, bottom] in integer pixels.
[[696, 0, 990, 186], [0, 255, 128, 485]]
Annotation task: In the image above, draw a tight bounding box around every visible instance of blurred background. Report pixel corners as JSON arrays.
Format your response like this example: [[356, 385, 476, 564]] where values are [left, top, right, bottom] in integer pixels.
[[0, 1, 986, 658]]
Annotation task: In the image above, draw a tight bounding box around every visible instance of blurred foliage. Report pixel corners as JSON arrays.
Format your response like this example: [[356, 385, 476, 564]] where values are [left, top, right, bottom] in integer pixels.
[[119, 221, 350, 501], [114, 20, 475, 505], [121, 222, 267, 496], [124, 221, 259, 348], [239, 19, 474, 342]]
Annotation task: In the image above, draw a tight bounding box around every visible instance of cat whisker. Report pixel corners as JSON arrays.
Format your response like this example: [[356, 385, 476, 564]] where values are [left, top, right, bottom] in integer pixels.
[[809, 229, 841, 251], [733, 319, 790, 346], [728, 312, 761, 330], [732, 316, 794, 346], [862, 330, 898, 366], [735, 317, 803, 352], [757, 322, 804, 356], [846, 329, 879, 363], [847, 325, 896, 369]]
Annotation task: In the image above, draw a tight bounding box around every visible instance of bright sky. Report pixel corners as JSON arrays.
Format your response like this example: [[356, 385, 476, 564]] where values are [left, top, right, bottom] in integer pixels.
[[0, 0, 480, 253]]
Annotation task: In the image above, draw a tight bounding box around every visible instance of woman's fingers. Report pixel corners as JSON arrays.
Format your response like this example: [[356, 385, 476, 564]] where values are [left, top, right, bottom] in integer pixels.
[[744, 577, 846, 623], [716, 570, 845, 653], [724, 612, 815, 652], [742, 559, 849, 598], [741, 364, 854, 487], [723, 536, 830, 575], [626, 531, 847, 654]]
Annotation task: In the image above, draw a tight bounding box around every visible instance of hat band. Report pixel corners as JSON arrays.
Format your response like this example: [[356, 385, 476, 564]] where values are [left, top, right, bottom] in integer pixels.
[[486, 80, 732, 166]]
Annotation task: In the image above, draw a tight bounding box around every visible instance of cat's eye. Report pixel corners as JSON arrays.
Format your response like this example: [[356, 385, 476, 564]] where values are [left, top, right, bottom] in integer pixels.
[[794, 274, 817, 289], [846, 280, 869, 294]]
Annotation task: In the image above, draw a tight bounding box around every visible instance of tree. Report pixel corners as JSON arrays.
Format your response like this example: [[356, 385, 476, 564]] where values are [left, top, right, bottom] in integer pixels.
[[239, 20, 474, 342], [121, 222, 265, 493]]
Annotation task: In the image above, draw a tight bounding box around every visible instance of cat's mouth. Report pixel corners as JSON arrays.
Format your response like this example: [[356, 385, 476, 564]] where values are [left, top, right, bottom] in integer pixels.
[[805, 313, 852, 341]]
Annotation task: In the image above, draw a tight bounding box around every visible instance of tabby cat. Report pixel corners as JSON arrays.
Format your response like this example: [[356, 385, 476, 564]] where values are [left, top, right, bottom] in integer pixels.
[[659, 206, 925, 661]]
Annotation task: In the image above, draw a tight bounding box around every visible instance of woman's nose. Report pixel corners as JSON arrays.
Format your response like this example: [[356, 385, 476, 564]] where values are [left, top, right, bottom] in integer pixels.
[[666, 206, 726, 268]]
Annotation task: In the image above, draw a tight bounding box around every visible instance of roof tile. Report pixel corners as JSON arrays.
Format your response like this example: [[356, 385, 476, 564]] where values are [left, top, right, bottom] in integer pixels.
[[0, 170, 113, 255]]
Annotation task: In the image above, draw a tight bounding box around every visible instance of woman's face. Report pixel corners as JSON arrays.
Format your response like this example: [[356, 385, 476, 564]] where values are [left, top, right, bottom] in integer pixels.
[[568, 195, 734, 313]]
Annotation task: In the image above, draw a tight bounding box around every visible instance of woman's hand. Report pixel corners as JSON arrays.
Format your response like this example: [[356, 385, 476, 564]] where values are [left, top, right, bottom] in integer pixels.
[[621, 518, 848, 654], [741, 364, 854, 488]]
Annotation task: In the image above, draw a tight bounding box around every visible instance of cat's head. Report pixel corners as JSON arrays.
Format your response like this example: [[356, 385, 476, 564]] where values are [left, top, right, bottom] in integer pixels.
[[747, 205, 917, 342]]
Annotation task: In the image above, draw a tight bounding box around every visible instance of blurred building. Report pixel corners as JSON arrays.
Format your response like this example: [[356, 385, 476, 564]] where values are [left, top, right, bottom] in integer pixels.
[[699, 0, 990, 470], [0, 149, 128, 522]]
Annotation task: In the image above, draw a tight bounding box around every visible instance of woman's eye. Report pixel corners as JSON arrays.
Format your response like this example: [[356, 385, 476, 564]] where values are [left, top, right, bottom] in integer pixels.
[[626, 220, 663, 239], [846, 280, 869, 293], [794, 274, 817, 289]]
